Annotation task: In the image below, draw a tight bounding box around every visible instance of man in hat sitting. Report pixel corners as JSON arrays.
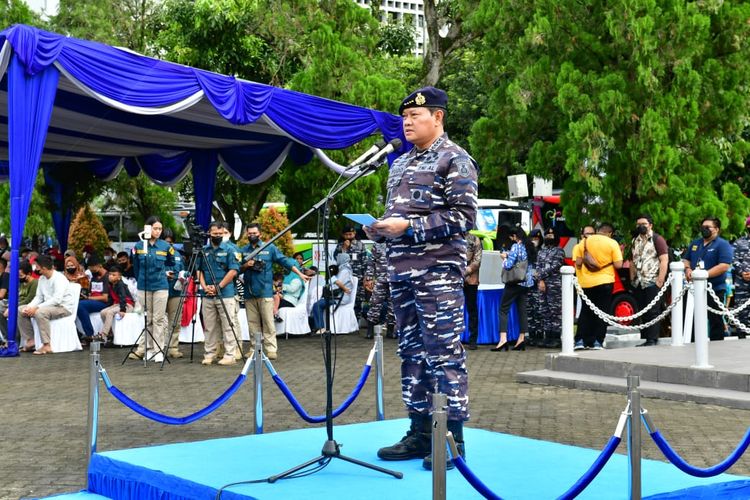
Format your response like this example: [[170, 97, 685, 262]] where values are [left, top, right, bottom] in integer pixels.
[[365, 86, 478, 470]]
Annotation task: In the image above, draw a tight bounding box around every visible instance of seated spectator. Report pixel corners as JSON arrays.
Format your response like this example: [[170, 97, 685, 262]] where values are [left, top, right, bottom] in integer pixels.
[[0, 236, 8, 254], [18, 255, 77, 355], [0, 260, 37, 343], [310, 254, 354, 334], [116, 251, 135, 279], [293, 251, 308, 270], [272, 272, 284, 322], [76, 256, 110, 343], [82, 244, 96, 269], [20, 247, 31, 260], [0, 258, 9, 302], [103, 246, 116, 265], [279, 269, 305, 310], [98, 265, 134, 344], [63, 255, 90, 299]]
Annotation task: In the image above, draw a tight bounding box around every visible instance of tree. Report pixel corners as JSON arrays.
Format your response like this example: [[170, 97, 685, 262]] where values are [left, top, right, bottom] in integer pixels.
[[253, 206, 293, 257], [378, 17, 417, 57], [422, 0, 476, 86], [67, 204, 110, 257], [469, 1, 750, 244]]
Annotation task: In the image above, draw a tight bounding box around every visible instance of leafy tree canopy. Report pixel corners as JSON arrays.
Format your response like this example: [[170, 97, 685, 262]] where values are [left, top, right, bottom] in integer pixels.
[[468, 0, 750, 244]]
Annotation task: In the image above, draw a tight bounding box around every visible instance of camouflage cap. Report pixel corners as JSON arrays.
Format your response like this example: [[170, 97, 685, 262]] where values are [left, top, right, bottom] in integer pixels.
[[399, 86, 448, 115]]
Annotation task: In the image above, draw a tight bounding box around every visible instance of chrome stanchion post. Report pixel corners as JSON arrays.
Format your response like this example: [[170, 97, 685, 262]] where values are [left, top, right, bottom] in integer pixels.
[[86, 341, 101, 488], [374, 325, 385, 421], [691, 269, 712, 368], [670, 262, 685, 346], [253, 331, 264, 434], [561, 266, 576, 355], [627, 375, 642, 500], [432, 393, 447, 500]]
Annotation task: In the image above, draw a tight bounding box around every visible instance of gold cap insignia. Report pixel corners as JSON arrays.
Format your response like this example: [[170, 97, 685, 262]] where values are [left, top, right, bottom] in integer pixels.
[[415, 92, 426, 106]]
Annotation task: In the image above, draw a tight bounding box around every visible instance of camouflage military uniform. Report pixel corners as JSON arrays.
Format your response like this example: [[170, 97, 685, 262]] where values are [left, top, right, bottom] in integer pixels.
[[366, 242, 394, 326], [732, 235, 750, 332], [334, 238, 370, 318], [382, 133, 478, 421], [536, 244, 565, 347]]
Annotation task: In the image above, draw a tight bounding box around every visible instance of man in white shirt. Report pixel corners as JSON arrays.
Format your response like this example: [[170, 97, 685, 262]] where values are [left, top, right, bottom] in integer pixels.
[[18, 255, 76, 355]]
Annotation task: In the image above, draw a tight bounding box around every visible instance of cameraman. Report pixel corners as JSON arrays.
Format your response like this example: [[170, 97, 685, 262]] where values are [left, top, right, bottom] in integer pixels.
[[240, 223, 308, 361], [128, 216, 175, 363], [198, 222, 241, 366]]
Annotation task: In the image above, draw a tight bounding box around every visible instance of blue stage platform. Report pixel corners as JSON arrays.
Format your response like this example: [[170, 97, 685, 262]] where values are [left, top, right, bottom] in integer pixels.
[[43, 419, 750, 499]]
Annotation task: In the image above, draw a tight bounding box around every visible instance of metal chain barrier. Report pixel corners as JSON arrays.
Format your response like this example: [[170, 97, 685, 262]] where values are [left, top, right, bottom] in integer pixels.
[[575, 272, 674, 322], [704, 283, 750, 336], [573, 277, 691, 331]]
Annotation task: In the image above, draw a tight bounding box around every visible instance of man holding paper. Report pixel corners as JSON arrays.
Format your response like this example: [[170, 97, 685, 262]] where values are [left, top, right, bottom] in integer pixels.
[[364, 86, 478, 469]]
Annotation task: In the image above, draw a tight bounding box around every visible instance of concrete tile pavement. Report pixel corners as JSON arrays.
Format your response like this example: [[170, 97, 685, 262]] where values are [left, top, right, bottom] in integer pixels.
[[2, 333, 750, 499]]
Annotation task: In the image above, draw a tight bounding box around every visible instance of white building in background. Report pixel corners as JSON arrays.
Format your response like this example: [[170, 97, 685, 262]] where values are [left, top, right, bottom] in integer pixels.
[[354, 0, 427, 57], [25, 0, 59, 18]]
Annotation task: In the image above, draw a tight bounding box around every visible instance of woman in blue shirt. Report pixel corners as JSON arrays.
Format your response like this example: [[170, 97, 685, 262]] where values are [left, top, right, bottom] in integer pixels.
[[492, 227, 536, 351]]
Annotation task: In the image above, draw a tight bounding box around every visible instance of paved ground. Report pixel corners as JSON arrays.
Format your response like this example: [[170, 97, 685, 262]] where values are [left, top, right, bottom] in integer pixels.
[[3, 333, 750, 499]]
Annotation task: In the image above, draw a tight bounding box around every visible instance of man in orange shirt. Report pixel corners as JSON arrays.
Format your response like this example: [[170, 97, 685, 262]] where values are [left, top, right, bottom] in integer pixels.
[[573, 223, 623, 349]]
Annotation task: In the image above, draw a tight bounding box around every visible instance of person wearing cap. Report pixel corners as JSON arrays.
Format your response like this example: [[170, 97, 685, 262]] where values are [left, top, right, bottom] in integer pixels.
[[75, 255, 111, 343], [365, 86, 478, 470], [629, 214, 669, 347], [731, 216, 750, 338], [536, 227, 566, 348], [334, 225, 370, 322]]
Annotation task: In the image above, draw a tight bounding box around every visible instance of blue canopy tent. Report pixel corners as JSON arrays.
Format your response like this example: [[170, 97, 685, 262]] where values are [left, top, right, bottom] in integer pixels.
[[0, 24, 405, 357]]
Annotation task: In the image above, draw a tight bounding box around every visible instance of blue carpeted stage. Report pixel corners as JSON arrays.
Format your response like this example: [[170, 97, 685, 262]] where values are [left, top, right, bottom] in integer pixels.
[[42, 419, 749, 499]]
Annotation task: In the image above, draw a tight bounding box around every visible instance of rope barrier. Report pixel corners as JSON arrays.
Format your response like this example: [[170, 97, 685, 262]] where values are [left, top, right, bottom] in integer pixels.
[[573, 277, 690, 331], [447, 407, 629, 500], [100, 359, 252, 426], [648, 428, 750, 478], [266, 346, 376, 424]]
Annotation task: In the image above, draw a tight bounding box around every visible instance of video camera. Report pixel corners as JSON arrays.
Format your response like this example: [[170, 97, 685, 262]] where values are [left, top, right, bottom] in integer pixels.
[[183, 214, 209, 254], [247, 257, 266, 272]]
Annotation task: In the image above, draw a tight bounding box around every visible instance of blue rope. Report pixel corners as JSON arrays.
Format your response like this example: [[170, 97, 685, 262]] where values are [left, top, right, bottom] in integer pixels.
[[557, 436, 622, 500], [106, 374, 247, 425], [271, 364, 371, 423], [650, 429, 750, 477], [452, 455, 503, 500]]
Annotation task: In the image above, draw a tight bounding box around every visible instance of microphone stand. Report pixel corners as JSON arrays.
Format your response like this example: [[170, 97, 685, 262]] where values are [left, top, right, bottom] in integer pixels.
[[265, 156, 402, 483]]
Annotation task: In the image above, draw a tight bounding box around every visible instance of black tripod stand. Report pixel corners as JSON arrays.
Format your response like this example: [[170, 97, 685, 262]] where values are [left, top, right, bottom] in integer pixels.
[[263, 147, 403, 483], [122, 233, 168, 366], [160, 232, 245, 370]]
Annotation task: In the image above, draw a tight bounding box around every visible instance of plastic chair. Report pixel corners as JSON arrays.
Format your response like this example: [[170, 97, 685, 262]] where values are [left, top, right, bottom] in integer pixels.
[[33, 283, 82, 353], [278, 283, 311, 338], [328, 276, 359, 334], [112, 311, 146, 346]]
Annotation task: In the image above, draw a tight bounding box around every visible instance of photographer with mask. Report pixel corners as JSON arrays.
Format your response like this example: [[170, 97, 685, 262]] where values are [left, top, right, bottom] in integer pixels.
[[334, 225, 370, 319], [240, 223, 308, 360]]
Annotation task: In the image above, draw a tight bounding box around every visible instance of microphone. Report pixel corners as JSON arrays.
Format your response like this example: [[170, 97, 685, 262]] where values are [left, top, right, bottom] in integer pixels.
[[347, 139, 387, 168], [361, 138, 402, 168]]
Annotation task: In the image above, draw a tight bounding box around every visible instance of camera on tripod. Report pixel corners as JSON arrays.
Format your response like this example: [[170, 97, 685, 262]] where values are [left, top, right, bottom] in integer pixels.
[[182, 214, 209, 254]]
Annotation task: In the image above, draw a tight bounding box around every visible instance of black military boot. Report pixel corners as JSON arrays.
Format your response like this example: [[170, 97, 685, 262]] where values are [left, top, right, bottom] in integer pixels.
[[377, 413, 432, 461], [386, 323, 397, 339], [365, 321, 375, 339], [422, 420, 465, 470], [544, 330, 562, 348], [527, 331, 538, 347]]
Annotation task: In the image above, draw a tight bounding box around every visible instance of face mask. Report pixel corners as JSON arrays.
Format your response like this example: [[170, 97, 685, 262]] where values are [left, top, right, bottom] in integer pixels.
[[532, 239, 540, 247], [210, 236, 223, 246], [66, 267, 76, 274], [544, 237, 555, 246], [249, 235, 260, 244], [637, 224, 648, 235], [222, 234, 230, 242], [19, 276, 27, 282], [104, 255, 113, 262], [700, 227, 712, 239]]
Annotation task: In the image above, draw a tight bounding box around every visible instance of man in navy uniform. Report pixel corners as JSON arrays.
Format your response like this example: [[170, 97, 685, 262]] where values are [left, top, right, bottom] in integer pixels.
[[366, 86, 478, 469]]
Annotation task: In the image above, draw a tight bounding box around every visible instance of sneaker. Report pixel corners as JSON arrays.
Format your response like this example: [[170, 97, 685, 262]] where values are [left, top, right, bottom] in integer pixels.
[[266, 351, 278, 360], [592, 341, 603, 350], [573, 340, 585, 351], [274, 314, 283, 323], [201, 355, 215, 366], [217, 355, 237, 366], [150, 352, 164, 363], [377, 430, 432, 461]]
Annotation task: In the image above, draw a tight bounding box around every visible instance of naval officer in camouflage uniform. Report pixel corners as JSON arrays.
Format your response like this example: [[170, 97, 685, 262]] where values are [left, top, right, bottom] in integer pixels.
[[365, 241, 395, 339], [731, 216, 750, 338], [536, 227, 566, 347], [365, 86, 478, 470]]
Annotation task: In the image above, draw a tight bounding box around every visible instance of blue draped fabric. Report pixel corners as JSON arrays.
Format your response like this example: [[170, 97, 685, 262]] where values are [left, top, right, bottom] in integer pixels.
[[1, 55, 59, 356], [137, 152, 191, 185], [462, 287, 519, 344], [191, 151, 218, 230], [87, 157, 122, 179], [43, 166, 72, 252]]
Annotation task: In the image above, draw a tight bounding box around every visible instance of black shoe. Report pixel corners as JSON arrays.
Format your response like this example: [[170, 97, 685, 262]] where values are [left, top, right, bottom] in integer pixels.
[[422, 441, 465, 470], [512, 341, 526, 351], [637, 340, 657, 347], [386, 324, 397, 339], [377, 429, 432, 460], [490, 342, 509, 352], [466, 343, 477, 351]]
